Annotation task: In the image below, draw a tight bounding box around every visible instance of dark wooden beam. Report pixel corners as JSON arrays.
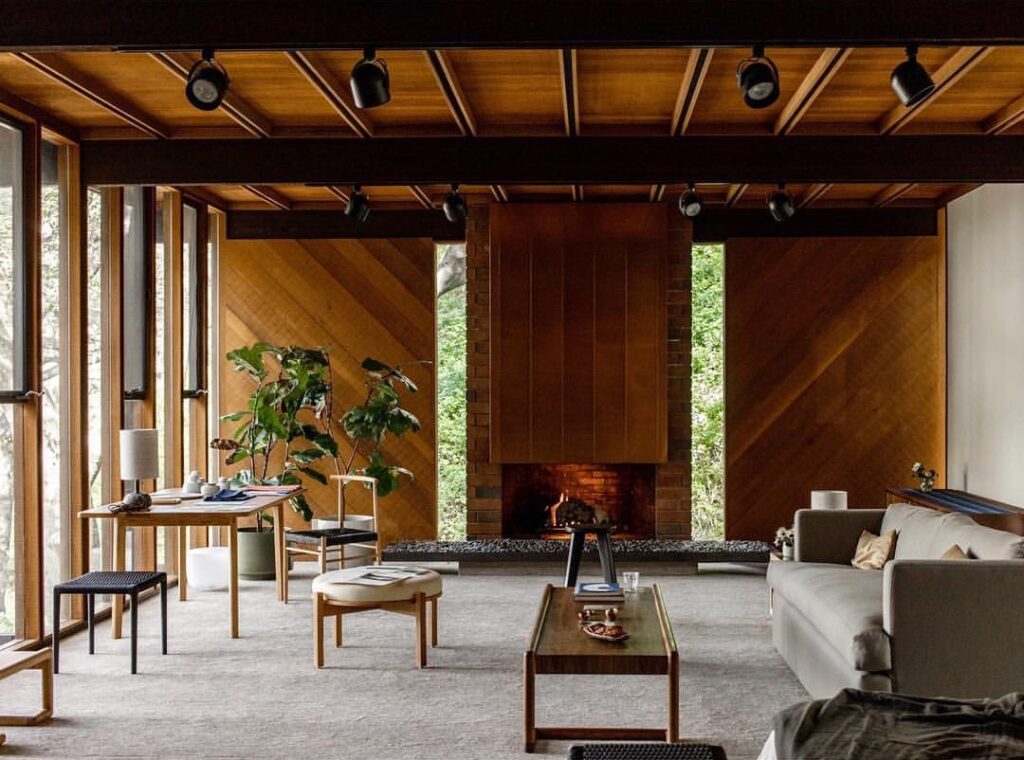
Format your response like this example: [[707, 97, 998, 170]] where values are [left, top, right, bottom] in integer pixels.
[[0, 85, 80, 142], [80, 135, 1024, 186], [150, 52, 274, 138], [491, 185, 510, 203], [724, 184, 749, 208], [693, 207, 938, 242], [670, 48, 714, 137], [15, 52, 169, 138], [5, 2, 1024, 50], [242, 184, 292, 210], [797, 183, 832, 208], [425, 50, 476, 136], [872, 182, 916, 206], [774, 48, 850, 135], [176, 186, 229, 213], [878, 46, 992, 135], [226, 209, 464, 240], [985, 94, 1024, 134], [286, 51, 372, 138], [936, 183, 982, 206], [325, 184, 350, 204], [409, 185, 435, 209]]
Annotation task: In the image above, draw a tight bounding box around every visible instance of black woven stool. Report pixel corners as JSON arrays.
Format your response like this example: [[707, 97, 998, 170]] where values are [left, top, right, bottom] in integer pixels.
[[53, 571, 167, 674], [567, 744, 727, 760]]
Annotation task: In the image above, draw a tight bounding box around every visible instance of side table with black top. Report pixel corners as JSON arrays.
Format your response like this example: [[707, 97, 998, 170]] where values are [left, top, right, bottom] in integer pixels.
[[564, 524, 617, 587], [53, 571, 167, 674]]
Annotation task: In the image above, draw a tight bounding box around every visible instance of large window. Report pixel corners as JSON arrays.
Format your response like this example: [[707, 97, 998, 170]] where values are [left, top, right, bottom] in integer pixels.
[[122, 186, 149, 399], [436, 243, 467, 541], [0, 119, 25, 642]]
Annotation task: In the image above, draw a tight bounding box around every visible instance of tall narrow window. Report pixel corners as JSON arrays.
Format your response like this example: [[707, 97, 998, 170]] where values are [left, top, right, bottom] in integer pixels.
[[40, 140, 71, 628], [691, 243, 725, 539], [182, 202, 204, 397], [436, 243, 467, 540], [0, 119, 24, 642], [122, 186, 148, 399]]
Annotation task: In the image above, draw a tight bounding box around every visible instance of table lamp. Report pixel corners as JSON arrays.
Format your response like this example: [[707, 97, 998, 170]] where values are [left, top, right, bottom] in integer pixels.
[[120, 428, 159, 496]]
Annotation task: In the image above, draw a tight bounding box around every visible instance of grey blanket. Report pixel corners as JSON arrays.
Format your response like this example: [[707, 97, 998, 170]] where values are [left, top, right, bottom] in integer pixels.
[[774, 689, 1024, 759]]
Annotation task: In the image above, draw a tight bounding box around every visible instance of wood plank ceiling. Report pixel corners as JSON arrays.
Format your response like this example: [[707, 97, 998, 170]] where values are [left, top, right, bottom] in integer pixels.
[[2, 46, 1017, 209]]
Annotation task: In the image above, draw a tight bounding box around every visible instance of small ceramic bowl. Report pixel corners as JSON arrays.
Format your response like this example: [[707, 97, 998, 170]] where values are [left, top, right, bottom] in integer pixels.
[[200, 483, 219, 498]]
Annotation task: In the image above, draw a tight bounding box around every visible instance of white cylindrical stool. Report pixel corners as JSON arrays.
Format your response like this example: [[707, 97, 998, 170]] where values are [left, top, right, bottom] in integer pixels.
[[811, 490, 848, 510], [186, 546, 230, 591]]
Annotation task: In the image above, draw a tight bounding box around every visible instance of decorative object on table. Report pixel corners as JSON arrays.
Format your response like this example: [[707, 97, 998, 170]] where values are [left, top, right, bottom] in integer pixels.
[[200, 483, 220, 498], [911, 462, 938, 492], [581, 620, 629, 643], [109, 492, 152, 514], [573, 581, 625, 605], [216, 475, 231, 490], [119, 428, 159, 498], [774, 526, 795, 561], [564, 522, 618, 587], [182, 470, 204, 494], [52, 571, 167, 675], [810, 490, 848, 510], [621, 571, 640, 594]]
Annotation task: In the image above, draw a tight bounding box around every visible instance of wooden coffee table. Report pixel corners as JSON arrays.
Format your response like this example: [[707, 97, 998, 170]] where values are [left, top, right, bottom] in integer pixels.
[[523, 584, 679, 753]]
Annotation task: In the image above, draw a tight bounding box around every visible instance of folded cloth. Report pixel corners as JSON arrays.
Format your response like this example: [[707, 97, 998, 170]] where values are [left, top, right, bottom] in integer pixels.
[[204, 489, 254, 502]]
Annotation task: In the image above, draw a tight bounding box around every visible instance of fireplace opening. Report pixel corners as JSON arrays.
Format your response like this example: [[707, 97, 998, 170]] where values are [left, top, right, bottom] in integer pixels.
[[501, 464, 656, 539]]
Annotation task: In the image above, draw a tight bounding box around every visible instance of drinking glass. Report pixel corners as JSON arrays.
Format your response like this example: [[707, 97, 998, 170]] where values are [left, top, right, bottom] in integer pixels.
[[622, 571, 640, 593]]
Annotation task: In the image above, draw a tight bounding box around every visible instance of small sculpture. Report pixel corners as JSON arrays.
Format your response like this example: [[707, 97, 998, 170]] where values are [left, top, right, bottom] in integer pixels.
[[911, 462, 937, 492]]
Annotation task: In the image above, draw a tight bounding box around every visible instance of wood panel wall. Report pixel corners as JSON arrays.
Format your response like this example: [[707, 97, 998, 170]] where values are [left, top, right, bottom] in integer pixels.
[[724, 224, 946, 540], [218, 234, 437, 545], [490, 204, 668, 464]]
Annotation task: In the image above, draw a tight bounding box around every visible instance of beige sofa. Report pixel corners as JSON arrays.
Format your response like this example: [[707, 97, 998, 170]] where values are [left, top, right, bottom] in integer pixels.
[[767, 503, 1024, 699]]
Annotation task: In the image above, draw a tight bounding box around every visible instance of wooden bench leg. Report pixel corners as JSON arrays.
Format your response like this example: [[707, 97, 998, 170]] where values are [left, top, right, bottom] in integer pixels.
[[314, 593, 325, 669], [430, 597, 438, 647], [41, 656, 53, 722], [334, 613, 343, 648], [52, 592, 61, 674], [415, 592, 427, 668]]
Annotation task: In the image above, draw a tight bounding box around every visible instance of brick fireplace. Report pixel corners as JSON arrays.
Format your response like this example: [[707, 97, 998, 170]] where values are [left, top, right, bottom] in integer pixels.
[[464, 204, 693, 540], [502, 463, 656, 538]]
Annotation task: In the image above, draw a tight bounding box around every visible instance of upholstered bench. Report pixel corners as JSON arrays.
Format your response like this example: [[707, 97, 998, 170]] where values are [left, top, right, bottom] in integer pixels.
[[311, 567, 442, 669]]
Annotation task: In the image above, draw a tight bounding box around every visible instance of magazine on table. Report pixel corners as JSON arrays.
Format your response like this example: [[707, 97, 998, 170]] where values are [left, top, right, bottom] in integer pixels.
[[336, 567, 431, 586]]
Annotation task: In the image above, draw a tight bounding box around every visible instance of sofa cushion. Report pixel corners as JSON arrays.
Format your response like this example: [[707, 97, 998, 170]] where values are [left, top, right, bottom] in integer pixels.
[[881, 503, 1024, 560], [768, 562, 889, 672]]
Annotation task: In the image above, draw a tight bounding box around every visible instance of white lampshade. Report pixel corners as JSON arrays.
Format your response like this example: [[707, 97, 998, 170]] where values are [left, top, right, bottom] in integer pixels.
[[811, 490, 848, 510], [120, 428, 159, 482]]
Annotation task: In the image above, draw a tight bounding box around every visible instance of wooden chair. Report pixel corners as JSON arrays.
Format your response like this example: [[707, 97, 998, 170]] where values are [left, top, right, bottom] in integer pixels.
[[286, 475, 381, 573]]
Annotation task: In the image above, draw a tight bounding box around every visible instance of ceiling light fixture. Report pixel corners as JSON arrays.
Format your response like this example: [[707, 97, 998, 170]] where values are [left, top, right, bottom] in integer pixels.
[[891, 45, 936, 107], [737, 46, 780, 109], [345, 185, 371, 222], [442, 184, 469, 222], [350, 47, 391, 109], [678, 183, 704, 218], [767, 184, 796, 222], [185, 49, 229, 111]]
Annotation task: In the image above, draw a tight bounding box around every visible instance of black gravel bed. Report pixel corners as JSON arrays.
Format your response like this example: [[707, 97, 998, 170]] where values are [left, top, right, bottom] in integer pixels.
[[383, 538, 772, 563]]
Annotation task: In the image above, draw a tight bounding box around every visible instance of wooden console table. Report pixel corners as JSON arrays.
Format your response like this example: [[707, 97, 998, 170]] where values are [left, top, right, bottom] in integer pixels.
[[886, 488, 1024, 536]]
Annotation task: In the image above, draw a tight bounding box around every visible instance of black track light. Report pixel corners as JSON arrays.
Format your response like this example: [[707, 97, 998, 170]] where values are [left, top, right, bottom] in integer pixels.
[[737, 46, 780, 109], [350, 47, 391, 109], [185, 49, 229, 111], [443, 184, 469, 222], [678, 183, 704, 218], [891, 46, 936, 108], [345, 185, 370, 223], [767, 184, 796, 223]]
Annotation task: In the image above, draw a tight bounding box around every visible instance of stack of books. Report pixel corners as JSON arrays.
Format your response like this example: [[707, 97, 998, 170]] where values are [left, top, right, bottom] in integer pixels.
[[573, 581, 625, 605]]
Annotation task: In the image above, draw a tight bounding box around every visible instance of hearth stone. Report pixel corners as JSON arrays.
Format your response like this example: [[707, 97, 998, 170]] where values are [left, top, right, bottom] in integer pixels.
[[383, 538, 772, 564]]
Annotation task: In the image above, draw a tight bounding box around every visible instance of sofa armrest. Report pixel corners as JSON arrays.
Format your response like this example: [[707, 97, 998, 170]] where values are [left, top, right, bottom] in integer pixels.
[[883, 559, 1024, 698], [794, 509, 885, 564]]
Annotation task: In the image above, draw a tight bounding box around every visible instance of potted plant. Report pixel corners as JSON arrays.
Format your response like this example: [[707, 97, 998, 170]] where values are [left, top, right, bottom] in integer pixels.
[[214, 346, 423, 578], [774, 526, 795, 561]]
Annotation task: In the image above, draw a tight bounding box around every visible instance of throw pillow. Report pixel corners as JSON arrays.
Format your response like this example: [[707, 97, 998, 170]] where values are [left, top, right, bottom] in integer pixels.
[[851, 529, 897, 570], [940, 544, 970, 560]]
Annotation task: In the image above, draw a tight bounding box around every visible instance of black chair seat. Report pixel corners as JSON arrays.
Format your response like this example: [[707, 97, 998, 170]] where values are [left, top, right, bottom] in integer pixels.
[[54, 570, 164, 595], [568, 744, 727, 760], [286, 527, 378, 547]]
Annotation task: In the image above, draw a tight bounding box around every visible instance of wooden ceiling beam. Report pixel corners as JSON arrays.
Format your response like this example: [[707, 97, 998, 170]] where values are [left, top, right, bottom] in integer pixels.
[[797, 183, 833, 208], [286, 51, 372, 138], [7, 1, 1024, 49], [984, 94, 1024, 134], [878, 46, 993, 135], [774, 48, 851, 135], [491, 185, 510, 203], [176, 185, 229, 213], [326, 185, 350, 204], [571, 185, 583, 202], [14, 52, 169, 138], [150, 52, 273, 138], [936, 183, 982, 207], [872, 182, 915, 206], [227, 209, 461, 240], [425, 50, 476, 136], [409, 185, 435, 209], [81, 135, 1024, 186], [693, 208, 938, 242], [242, 184, 292, 210], [670, 48, 714, 137], [0, 84, 80, 142], [559, 49, 580, 137]]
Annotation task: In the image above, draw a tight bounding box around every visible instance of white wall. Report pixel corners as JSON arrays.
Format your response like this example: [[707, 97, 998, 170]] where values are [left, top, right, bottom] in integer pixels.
[[947, 184, 1024, 505]]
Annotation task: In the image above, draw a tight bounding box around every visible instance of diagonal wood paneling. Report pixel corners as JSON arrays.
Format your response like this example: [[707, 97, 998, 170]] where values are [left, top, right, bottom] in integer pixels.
[[725, 225, 946, 541], [219, 233, 437, 546]]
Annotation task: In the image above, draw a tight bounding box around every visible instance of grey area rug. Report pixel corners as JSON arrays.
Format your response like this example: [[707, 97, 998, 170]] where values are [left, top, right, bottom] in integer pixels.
[[0, 566, 806, 760]]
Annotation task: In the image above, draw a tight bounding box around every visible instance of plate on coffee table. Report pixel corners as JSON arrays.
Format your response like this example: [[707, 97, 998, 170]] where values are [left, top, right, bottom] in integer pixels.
[[582, 622, 630, 643]]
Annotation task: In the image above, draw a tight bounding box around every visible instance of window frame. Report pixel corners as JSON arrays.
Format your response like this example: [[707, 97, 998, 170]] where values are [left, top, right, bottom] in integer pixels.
[[181, 197, 208, 399], [120, 185, 155, 401], [0, 115, 32, 402]]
